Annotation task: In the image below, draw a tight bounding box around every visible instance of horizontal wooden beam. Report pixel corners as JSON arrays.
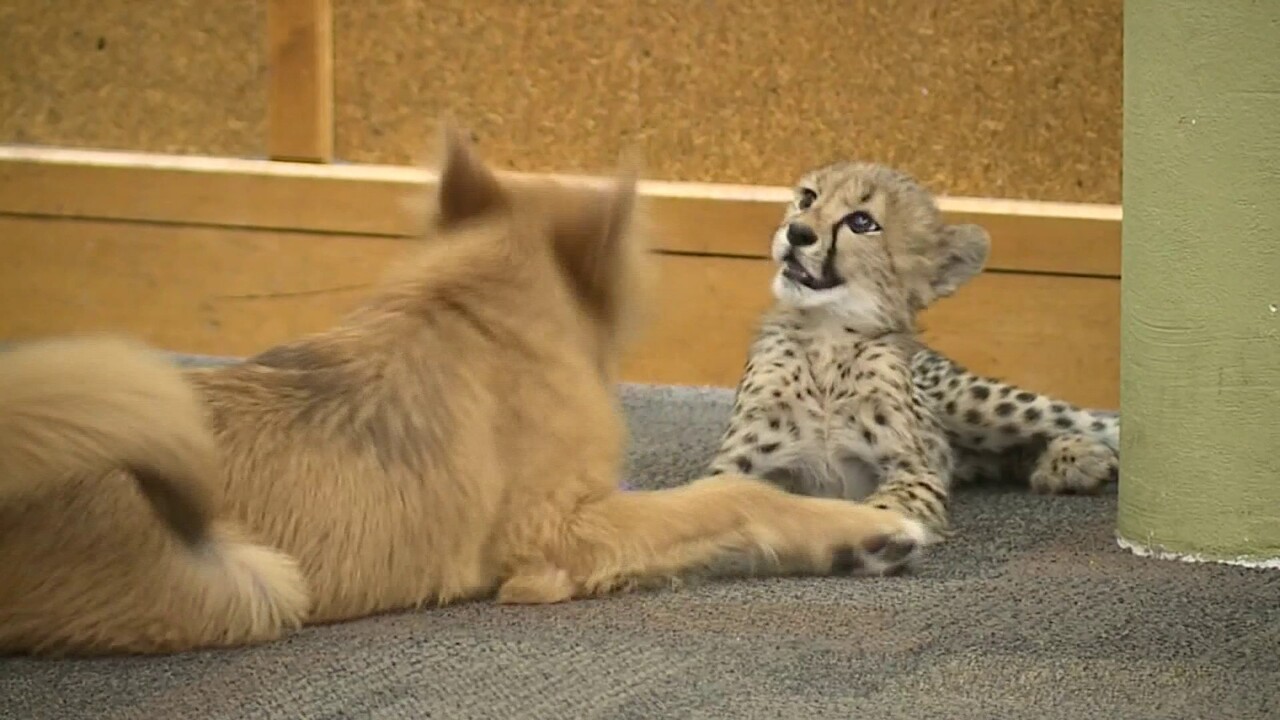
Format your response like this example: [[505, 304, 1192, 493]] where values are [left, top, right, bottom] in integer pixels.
[[0, 215, 1119, 408], [0, 145, 1121, 277]]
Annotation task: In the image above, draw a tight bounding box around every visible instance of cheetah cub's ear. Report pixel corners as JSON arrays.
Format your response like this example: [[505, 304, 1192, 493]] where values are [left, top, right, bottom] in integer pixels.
[[928, 223, 991, 300]]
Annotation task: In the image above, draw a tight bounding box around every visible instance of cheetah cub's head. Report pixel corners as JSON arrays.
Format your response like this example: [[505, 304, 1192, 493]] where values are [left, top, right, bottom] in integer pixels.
[[770, 162, 991, 331]]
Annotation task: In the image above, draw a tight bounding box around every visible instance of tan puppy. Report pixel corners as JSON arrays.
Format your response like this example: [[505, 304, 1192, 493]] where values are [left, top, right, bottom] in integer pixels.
[[0, 128, 932, 657]]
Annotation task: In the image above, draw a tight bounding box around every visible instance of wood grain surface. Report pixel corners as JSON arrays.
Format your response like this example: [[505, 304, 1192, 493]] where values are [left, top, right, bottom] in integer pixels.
[[0, 215, 1119, 408], [0, 147, 1121, 278]]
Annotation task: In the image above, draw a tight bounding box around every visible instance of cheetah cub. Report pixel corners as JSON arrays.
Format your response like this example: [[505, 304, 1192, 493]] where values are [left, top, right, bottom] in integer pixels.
[[709, 161, 1119, 537], [708, 161, 983, 535]]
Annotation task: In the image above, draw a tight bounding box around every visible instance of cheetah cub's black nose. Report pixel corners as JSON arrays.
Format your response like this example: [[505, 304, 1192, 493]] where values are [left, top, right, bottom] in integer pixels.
[[786, 223, 818, 247]]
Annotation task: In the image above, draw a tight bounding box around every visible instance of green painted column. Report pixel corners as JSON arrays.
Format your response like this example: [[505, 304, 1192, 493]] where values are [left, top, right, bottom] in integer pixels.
[[1117, 1, 1280, 564]]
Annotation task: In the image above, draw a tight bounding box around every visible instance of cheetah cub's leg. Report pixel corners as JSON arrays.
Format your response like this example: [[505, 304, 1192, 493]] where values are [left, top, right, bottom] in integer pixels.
[[708, 352, 812, 493], [1029, 434, 1119, 495], [911, 348, 1119, 494], [951, 438, 1115, 495], [951, 446, 1021, 486], [845, 375, 954, 536], [708, 406, 809, 493]]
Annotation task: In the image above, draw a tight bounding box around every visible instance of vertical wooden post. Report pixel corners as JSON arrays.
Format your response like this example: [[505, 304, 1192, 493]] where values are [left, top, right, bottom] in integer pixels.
[[266, 0, 334, 163]]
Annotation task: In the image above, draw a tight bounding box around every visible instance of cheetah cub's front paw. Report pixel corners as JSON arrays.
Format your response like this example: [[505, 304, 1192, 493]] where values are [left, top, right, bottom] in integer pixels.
[[1030, 434, 1119, 495], [826, 509, 935, 577]]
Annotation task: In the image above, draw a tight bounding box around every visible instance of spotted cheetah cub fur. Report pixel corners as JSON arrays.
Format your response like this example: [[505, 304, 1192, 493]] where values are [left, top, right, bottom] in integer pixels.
[[911, 349, 1118, 496], [708, 161, 1119, 536]]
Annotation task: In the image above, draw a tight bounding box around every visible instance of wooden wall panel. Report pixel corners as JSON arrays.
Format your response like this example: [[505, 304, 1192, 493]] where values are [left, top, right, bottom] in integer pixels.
[[0, 216, 1119, 408], [0, 1, 266, 158], [626, 256, 1120, 409], [332, 0, 1122, 203], [0, 217, 395, 355], [0, 147, 1121, 278]]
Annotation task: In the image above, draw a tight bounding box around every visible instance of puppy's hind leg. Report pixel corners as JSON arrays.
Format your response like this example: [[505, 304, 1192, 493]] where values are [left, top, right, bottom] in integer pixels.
[[499, 474, 935, 604]]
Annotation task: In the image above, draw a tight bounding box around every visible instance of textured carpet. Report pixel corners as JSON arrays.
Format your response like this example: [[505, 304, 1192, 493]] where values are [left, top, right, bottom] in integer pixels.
[[2, 362, 1278, 719]]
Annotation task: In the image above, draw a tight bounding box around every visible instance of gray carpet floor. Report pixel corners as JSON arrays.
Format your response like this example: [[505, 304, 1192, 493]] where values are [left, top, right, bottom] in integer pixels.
[[3, 370, 1278, 719]]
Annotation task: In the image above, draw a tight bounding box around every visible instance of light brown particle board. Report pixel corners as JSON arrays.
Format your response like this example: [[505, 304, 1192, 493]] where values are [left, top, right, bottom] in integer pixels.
[[0, 215, 1119, 408], [0, 146, 1121, 277]]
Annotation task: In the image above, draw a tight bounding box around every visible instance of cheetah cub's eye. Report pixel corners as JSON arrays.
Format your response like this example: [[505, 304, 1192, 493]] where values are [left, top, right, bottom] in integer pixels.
[[796, 188, 817, 210], [844, 210, 882, 234]]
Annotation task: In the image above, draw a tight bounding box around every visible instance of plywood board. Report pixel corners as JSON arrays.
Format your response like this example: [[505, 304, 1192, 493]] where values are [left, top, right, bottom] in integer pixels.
[[628, 255, 1120, 409], [0, 215, 1118, 408], [0, 147, 1121, 277]]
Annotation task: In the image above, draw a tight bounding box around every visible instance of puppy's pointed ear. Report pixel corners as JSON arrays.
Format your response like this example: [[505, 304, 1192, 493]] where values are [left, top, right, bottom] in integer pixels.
[[564, 163, 639, 275], [435, 120, 508, 224], [549, 159, 647, 315], [597, 159, 639, 257]]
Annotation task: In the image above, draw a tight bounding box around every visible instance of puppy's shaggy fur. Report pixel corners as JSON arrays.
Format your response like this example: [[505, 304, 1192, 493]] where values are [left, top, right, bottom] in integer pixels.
[[0, 129, 932, 657]]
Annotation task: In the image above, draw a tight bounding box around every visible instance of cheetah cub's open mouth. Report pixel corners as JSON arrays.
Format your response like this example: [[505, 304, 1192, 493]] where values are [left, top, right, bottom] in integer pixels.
[[780, 247, 843, 292]]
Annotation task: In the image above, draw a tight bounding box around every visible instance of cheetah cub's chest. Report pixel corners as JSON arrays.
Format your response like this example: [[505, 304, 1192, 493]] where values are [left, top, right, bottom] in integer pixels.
[[713, 317, 943, 502], [795, 329, 914, 491]]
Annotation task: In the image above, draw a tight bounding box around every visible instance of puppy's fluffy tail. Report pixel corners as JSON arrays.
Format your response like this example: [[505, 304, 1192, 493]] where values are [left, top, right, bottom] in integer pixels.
[[0, 334, 219, 545], [0, 335, 312, 654]]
